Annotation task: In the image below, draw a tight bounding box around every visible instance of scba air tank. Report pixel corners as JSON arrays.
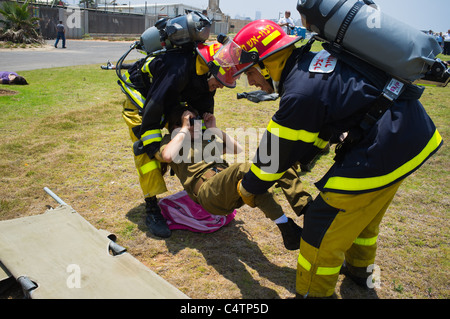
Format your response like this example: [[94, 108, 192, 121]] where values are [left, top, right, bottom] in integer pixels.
[[297, 0, 442, 82], [139, 26, 173, 54], [138, 11, 211, 55]]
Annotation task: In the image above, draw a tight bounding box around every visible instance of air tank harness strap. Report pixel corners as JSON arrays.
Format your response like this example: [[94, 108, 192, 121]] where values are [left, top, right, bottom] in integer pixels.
[[334, 78, 418, 163]]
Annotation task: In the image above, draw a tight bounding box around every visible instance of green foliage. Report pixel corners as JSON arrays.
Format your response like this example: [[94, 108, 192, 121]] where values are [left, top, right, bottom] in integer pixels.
[[0, 0, 43, 44]]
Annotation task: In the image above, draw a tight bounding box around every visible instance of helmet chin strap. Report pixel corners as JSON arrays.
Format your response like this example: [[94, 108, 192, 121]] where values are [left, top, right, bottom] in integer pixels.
[[257, 62, 271, 80], [255, 63, 278, 93], [272, 80, 280, 93]]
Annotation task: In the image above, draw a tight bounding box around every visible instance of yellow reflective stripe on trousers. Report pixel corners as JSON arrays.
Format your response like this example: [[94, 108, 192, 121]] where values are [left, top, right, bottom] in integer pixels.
[[324, 129, 442, 192], [297, 253, 312, 271], [354, 236, 378, 246], [298, 253, 342, 275], [139, 159, 160, 175], [267, 120, 319, 143], [316, 265, 342, 276], [119, 72, 146, 109], [141, 129, 162, 146], [250, 164, 285, 182]]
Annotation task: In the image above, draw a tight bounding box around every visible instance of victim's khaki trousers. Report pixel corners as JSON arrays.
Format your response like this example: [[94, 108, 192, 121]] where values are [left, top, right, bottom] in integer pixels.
[[194, 163, 312, 220]]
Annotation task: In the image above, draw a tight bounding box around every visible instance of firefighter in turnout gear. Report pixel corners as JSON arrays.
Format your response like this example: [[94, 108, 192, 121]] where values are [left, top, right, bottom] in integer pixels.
[[118, 40, 235, 238], [214, 19, 443, 297]]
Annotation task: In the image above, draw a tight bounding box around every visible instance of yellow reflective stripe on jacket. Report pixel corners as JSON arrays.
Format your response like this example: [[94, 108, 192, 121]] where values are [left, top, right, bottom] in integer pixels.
[[250, 164, 285, 182], [139, 159, 161, 175], [314, 138, 328, 150], [354, 236, 378, 246], [119, 72, 146, 109], [324, 129, 442, 192], [267, 120, 319, 143], [298, 253, 342, 275], [141, 129, 162, 146], [141, 56, 156, 75]]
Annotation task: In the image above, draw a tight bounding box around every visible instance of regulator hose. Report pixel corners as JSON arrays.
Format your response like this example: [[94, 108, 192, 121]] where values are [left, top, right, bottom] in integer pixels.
[[116, 41, 141, 89]]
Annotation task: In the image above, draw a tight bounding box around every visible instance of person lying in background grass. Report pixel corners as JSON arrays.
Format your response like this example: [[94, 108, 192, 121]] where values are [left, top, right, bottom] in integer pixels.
[[0, 71, 28, 85]]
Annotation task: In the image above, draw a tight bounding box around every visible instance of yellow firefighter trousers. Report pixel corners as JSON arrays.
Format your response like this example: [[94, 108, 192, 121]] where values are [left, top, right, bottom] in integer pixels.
[[296, 179, 403, 297], [122, 99, 167, 198]]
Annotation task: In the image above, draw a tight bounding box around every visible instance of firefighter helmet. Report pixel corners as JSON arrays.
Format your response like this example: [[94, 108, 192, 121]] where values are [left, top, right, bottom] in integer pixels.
[[196, 42, 237, 88], [214, 19, 302, 77], [165, 11, 211, 46], [139, 11, 211, 54]]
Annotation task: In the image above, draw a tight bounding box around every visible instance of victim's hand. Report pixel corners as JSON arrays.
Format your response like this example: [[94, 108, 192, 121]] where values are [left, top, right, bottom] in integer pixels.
[[203, 112, 216, 128], [181, 111, 196, 130]]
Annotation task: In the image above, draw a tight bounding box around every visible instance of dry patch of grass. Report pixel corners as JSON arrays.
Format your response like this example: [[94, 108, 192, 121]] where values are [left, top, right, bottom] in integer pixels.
[[0, 89, 18, 96]]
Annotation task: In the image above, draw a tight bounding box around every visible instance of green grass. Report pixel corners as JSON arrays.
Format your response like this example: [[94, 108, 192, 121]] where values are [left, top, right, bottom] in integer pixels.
[[0, 49, 449, 299]]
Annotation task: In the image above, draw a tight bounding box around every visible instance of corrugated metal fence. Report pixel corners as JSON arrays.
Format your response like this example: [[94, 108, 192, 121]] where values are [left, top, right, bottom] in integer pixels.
[[0, 1, 237, 39], [0, 0, 157, 39]]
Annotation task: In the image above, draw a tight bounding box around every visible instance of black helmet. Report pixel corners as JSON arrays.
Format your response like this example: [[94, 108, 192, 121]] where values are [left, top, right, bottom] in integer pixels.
[[139, 11, 211, 54], [165, 11, 211, 46]]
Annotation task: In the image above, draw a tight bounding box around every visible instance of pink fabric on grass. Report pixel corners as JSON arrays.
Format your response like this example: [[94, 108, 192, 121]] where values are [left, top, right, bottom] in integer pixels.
[[159, 191, 236, 233]]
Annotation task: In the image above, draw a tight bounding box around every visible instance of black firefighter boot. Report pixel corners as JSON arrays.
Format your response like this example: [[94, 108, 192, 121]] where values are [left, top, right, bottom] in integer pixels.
[[340, 261, 373, 289], [145, 196, 171, 238], [277, 218, 302, 250]]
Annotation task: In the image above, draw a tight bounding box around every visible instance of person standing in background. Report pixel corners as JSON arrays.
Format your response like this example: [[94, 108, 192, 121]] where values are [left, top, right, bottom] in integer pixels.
[[444, 30, 450, 55], [278, 10, 295, 35], [54, 20, 66, 49], [436, 32, 444, 51]]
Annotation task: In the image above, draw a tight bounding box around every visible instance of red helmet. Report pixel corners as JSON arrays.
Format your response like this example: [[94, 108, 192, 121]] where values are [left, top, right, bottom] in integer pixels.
[[214, 20, 302, 77], [196, 42, 237, 88]]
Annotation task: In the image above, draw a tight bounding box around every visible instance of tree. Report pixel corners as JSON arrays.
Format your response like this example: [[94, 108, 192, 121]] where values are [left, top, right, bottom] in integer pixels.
[[0, 0, 44, 44]]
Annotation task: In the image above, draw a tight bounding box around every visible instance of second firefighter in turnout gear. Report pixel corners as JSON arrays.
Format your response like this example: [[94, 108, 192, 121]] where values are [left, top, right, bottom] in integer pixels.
[[118, 28, 235, 238], [214, 19, 443, 297]]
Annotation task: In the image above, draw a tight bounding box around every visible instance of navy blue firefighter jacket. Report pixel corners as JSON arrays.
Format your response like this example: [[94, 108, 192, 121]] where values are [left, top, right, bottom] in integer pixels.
[[242, 48, 443, 195]]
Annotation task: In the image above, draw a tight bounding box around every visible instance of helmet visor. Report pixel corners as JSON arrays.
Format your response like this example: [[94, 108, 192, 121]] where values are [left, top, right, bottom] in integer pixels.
[[211, 60, 239, 88], [211, 38, 245, 87], [213, 37, 244, 68], [213, 37, 258, 77]]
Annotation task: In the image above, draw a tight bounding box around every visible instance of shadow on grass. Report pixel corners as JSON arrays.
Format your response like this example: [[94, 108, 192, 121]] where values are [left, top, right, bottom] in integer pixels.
[[126, 204, 297, 299], [338, 276, 380, 299]]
